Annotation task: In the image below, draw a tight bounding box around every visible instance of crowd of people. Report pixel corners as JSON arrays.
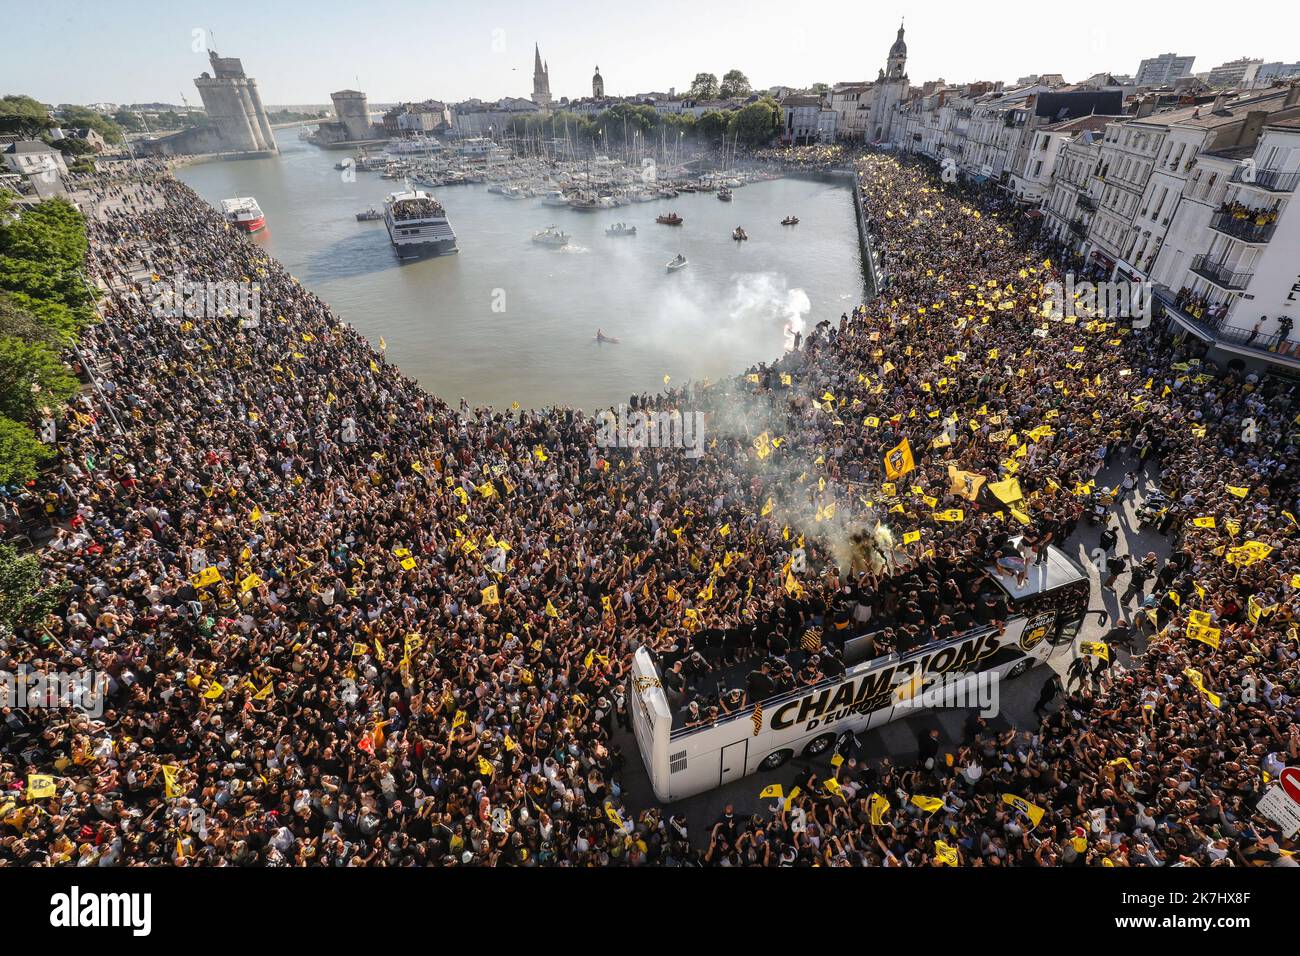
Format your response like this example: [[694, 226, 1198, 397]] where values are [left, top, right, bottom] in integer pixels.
[[0, 149, 1296, 867]]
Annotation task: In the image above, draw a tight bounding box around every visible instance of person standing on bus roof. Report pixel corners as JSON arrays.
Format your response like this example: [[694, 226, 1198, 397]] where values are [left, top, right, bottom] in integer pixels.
[[745, 660, 775, 705]]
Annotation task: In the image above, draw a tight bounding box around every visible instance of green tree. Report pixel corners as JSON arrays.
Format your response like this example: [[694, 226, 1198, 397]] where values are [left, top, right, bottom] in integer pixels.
[[0, 335, 78, 423], [0, 542, 64, 636], [688, 73, 719, 99], [52, 137, 96, 158], [720, 70, 752, 99], [810, 82, 829, 95], [0, 416, 48, 486], [697, 110, 730, 146], [112, 108, 145, 133], [728, 98, 782, 147], [0, 197, 93, 318], [58, 105, 124, 144], [0, 197, 91, 485], [0, 94, 54, 139]]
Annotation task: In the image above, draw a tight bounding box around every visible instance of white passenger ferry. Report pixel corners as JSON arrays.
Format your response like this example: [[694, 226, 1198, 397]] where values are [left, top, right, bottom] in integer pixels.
[[383, 189, 458, 259]]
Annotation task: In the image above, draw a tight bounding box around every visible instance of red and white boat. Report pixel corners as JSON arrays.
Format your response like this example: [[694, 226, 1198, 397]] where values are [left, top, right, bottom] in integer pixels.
[[220, 197, 266, 233]]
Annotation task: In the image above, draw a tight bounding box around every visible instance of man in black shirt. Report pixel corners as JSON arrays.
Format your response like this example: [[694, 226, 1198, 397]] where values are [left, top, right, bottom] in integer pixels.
[[745, 661, 776, 704]]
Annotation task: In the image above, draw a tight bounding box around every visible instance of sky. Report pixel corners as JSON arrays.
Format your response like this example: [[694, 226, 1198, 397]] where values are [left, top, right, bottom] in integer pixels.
[[5, 0, 1299, 107]]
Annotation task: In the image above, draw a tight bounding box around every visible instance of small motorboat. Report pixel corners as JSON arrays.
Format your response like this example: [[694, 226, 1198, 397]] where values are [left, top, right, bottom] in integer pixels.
[[732, 227, 748, 241], [595, 328, 621, 344], [656, 213, 683, 226], [532, 226, 570, 247], [606, 222, 637, 237], [666, 253, 688, 273], [717, 187, 733, 202], [781, 215, 800, 226], [356, 208, 382, 221]]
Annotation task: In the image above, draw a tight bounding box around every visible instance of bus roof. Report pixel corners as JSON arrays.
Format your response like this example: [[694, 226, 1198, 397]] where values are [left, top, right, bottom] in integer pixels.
[[985, 543, 1088, 602]]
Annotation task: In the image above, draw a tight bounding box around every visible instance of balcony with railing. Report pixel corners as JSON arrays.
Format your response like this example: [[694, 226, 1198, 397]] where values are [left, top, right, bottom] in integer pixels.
[[1152, 285, 1300, 367], [1229, 164, 1300, 193], [1190, 254, 1253, 291], [1069, 218, 1088, 237], [1209, 206, 1278, 244], [1076, 193, 1096, 212]]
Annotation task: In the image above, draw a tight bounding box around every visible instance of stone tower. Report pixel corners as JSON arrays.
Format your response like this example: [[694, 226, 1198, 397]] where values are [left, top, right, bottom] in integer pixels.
[[886, 22, 907, 81], [869, 22, 910, 144], [193, 50, 278, 154], [593, 65, 604, 99], [532, 43, 552, 109]]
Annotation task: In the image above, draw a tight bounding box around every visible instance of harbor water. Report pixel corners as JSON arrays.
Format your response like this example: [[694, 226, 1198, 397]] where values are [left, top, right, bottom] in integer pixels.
[[176, 130, 864, 410]]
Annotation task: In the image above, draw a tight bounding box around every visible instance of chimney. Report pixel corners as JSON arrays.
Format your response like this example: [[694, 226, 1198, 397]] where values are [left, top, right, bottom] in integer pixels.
[[1135, 96, 1155, 118], [1237, 110, 1267, 148], [1286, 80, 1300, 108], [1211, 92, 1228, 113]]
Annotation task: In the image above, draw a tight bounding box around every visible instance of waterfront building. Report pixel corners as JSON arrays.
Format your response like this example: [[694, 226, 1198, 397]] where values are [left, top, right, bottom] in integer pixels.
[[779, 94, 835, 145], [829, 82, 873, 141], [2, 139, 67, 177], [1150, 115, 1300, 370], [1083, 84, 1300, 283]]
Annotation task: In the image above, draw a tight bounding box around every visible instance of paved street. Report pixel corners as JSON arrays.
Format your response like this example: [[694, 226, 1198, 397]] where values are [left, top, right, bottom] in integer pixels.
[[615, 454, 1174, 841]]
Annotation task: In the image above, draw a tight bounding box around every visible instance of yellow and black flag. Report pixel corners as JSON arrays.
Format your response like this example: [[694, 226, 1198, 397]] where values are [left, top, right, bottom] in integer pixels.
[[883, 438, 916, 481]]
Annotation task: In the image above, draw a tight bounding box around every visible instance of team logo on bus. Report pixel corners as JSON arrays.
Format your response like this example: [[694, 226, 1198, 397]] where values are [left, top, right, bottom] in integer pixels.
[[1019, 613, 1055, 651]]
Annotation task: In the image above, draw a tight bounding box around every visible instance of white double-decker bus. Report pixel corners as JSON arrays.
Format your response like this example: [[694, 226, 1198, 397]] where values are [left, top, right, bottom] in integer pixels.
[[628, 544, 1102, 802]]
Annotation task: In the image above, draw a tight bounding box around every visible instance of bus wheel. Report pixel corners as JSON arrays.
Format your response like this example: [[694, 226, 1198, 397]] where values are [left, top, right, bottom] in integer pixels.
[[758, 749, 793, 772], [1006, 660, 1032, 679], [802, 733, 836, 758]]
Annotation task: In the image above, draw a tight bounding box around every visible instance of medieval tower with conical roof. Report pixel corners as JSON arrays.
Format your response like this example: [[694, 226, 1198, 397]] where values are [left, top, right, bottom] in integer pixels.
[[592, 65, 604, 99], [532, 43, 552, 109]]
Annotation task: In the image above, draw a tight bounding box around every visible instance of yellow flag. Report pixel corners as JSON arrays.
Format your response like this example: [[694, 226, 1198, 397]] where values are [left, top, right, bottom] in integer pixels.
[[1079, 641, 1109, 661], [934, 841, 959, 866], [933, 509, 964, 523], [988, 477, 1023, 504], [1191, 516, 1216, 529], [1186, 622, 1221, 649], [883, 438, 916, 480], [911, 794, 944, 814], [1001, 793, 1045, 829], [545, 599, 559, 618], [190, 566, 223, 588], [948, 466, 986, 502], [1184, 668, 1221, 708], [26, 774, 57, 800], [481, 584, 500, 606], [759, 784, 784, 800], [869, 793, 891, 826], [1225, 485, 1250, 499], [162, 765, 184, 799]]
